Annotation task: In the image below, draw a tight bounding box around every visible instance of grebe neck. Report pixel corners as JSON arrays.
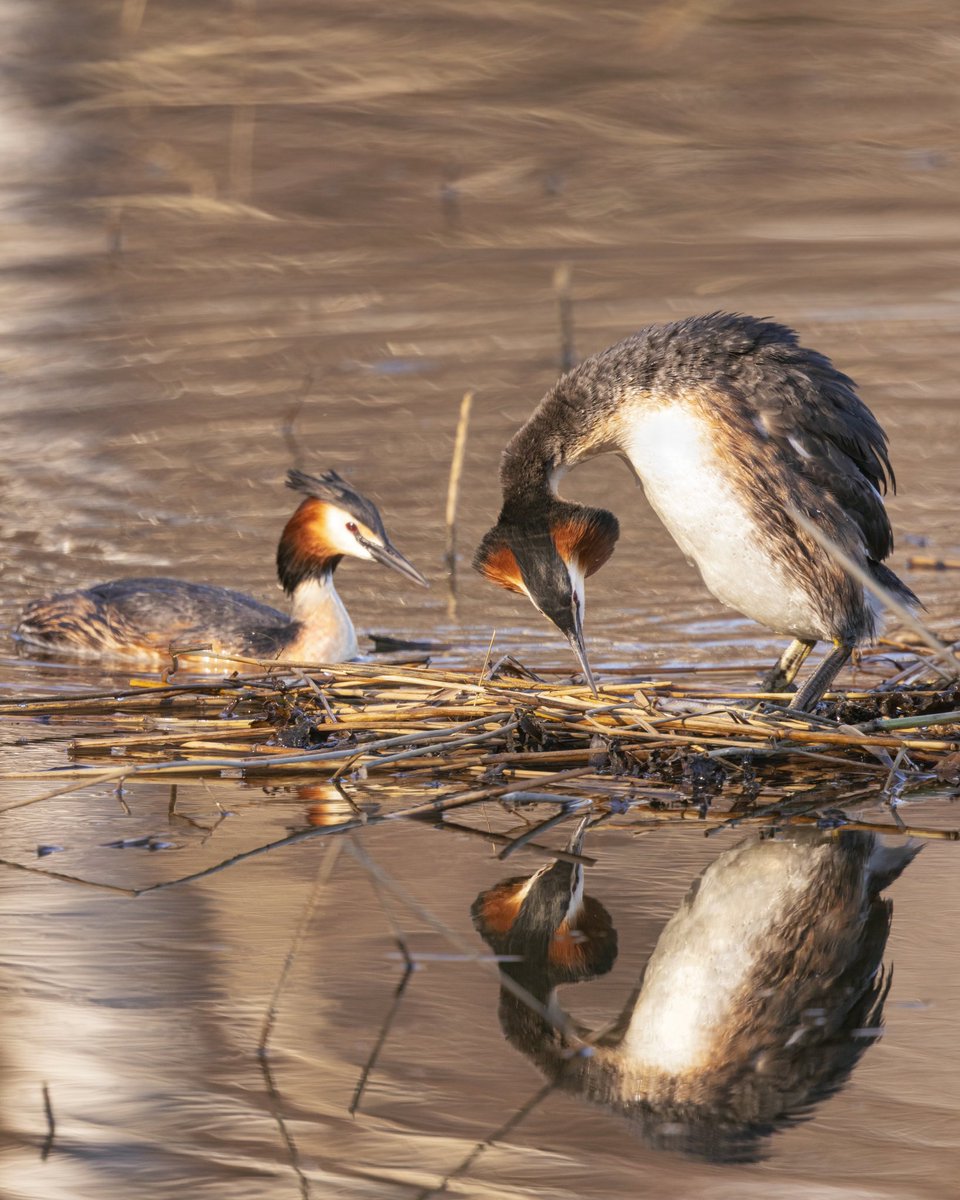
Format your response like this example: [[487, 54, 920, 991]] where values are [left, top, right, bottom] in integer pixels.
[[500, 373, 625, 502], [284, 574, 358, 662], [288, 573, 339, 622]]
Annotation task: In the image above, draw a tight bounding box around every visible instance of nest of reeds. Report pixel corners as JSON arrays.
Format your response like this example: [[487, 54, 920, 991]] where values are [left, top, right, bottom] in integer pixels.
[[4, 638, 960, 858]]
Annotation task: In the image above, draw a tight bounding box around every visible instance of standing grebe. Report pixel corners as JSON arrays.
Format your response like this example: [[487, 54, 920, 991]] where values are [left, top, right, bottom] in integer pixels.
[[474, 313, 918, 709], [15, 469, 427, 666]]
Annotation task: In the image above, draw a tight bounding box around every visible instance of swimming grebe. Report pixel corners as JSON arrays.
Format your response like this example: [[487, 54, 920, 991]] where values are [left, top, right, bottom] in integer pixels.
[[15, 469, 427, 666], [473, 824, 918, 1160], [474, 313, 918, 709]]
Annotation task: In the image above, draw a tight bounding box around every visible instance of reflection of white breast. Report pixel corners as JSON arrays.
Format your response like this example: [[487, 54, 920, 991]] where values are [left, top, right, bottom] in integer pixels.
[[622, 405, 828, 640], [622, 839, 833, 1077]]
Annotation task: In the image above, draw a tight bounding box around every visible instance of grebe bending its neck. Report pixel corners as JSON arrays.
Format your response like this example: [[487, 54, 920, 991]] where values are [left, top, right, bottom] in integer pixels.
[[16, 469, 427, 667], [474, 312, 918, 709], [473, 824, 918, 1161]]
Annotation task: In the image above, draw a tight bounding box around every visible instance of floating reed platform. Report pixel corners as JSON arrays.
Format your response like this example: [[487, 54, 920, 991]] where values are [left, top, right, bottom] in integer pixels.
[[2, 643, 959, 848]]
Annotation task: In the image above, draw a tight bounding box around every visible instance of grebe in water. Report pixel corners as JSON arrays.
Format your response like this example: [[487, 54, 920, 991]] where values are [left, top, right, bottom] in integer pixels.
[[474, 313, 918, 709], [16, 469, 427, 666]]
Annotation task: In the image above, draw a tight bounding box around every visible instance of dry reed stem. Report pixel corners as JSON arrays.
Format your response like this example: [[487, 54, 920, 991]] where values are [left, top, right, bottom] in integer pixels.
[[4, 779, 955, 900], [0, 770, 128, 815], [3, 657, 958, 821], [444, 390, 474, 614], [259, 837, 343, 1056], [432, 818, 597, 866], [497, 803, 590, 860], [554, 264, 575, 371], [120, 0, 149, 37], [40, 1082, 56, 1162], [414, 1081, 557, 1200], [589, 806, 957, 841], [907, 556, 960, 571]]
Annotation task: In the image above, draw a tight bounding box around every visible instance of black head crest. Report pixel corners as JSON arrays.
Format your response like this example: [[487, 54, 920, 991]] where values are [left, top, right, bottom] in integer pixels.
[[285, 469, 388, 539]]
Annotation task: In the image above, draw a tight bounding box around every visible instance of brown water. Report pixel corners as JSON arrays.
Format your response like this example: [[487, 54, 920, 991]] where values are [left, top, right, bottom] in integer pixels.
[[2, 2, 960, 1196]]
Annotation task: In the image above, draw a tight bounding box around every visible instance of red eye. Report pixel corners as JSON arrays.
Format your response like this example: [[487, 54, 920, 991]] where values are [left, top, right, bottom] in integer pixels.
[[346, 521, 359, 534]]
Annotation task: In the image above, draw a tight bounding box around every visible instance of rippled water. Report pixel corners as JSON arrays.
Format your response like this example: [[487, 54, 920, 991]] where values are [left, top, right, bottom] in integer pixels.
[[1, 2, 959, 1197]]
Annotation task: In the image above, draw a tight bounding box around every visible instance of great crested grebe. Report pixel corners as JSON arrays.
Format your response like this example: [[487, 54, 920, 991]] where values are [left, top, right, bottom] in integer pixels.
[[15, 469, 427, 666], [473, 823, 918, 1161], [474, 312, 919, 709]]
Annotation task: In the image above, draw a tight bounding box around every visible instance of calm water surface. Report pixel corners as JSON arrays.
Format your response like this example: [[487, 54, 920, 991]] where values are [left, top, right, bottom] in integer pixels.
[[1, 2, 959, 1197]]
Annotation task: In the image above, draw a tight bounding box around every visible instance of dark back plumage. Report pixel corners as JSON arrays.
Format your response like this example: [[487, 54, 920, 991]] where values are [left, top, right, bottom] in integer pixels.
[[16, 578, 289, 657], [543, 314, 895, 556], [479, 312, 921, 706]]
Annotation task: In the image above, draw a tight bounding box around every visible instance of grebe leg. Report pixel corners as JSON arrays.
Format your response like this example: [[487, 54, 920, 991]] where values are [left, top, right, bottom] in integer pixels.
[[790, 639, 855, 713], [760, 638, 816, 694]]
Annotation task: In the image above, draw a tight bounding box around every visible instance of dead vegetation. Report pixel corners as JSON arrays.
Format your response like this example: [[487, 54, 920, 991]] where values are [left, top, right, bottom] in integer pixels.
[[2, 639, 959, 852]]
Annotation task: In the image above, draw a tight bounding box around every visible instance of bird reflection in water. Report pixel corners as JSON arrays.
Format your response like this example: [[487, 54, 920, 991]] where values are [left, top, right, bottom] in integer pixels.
[[472, 821, 918, 1162]]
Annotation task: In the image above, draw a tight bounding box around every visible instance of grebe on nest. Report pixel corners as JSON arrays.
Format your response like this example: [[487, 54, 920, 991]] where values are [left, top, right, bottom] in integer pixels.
[[16, 469, 427, 666], [474, 312, 918, 709]]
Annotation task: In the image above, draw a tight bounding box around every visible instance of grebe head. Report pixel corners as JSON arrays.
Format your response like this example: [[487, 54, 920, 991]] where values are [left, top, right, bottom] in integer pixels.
[[471, 817, 618, 984], [278, 469, 428, 593], [473, 499, 618, 692]]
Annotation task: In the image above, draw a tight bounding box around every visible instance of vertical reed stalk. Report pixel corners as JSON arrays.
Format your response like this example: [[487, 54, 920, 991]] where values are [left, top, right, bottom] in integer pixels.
[[120, 0, 149, 36], [445, 390, 474, 617], [554, 264, 576, 371]]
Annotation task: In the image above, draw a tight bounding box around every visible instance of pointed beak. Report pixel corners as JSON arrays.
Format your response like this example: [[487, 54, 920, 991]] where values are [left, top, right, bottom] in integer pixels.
[[367, 539, 429, 587], [564, 608, 598, 695]]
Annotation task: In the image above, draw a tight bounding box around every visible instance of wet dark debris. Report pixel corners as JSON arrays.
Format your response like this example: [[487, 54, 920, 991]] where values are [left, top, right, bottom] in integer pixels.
[[684, 755, 727, 803], [511, 710, 562, 753], [735, 757, 762, 803], [258, 697, 331, 747], [271, 712, 328, 748], [834, 684, 960, 724], [103, 834, 179, 851], [594, 738, 642, 777], [645, 748, 728, 802], [934, 752, 960, 786], [477, 763, 508, 787]]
